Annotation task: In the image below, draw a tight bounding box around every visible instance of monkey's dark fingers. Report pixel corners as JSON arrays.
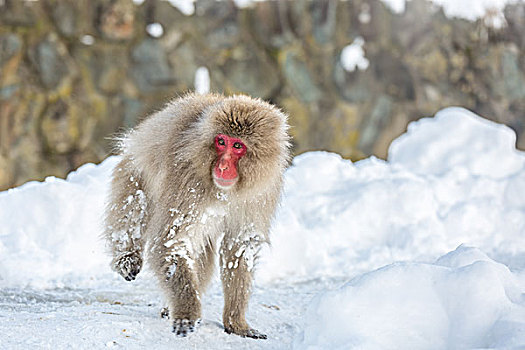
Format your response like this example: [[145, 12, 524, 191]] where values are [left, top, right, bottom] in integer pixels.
[[114, 252, 142, 281], [225, 327, 267, 339], [172, 318, 199, 337], [124, 269, 139, 281]]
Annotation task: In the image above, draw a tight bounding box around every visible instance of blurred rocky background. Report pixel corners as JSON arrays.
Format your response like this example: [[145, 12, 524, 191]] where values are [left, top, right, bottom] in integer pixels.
[[1, 0, 524, 190]]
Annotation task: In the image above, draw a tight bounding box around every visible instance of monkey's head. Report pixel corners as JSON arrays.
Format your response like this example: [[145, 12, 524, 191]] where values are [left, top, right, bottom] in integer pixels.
[[191, 94, 290, 195]]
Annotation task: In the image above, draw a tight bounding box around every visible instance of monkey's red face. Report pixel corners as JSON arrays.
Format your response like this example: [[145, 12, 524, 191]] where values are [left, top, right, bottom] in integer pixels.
[[212, 134, 247, 190]]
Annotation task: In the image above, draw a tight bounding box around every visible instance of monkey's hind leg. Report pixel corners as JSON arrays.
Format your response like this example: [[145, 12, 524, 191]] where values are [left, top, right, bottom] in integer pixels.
[[220, 233, 267, 339], [105, 158, 148, 281]]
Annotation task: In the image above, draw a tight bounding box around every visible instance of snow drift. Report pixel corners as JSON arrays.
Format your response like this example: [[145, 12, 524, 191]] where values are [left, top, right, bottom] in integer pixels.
[[1, 106, 525, 349], [0, 157, 119, 288], [295, 245, 525, 349], [258, 107, 525, 283]]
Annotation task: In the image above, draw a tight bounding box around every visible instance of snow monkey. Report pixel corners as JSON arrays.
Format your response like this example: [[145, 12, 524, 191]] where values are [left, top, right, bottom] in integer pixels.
[[104, 93, 290, 339]]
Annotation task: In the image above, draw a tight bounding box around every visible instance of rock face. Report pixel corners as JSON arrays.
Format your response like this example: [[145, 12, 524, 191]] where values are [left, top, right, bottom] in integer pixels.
[[1, 0, 525, 190]]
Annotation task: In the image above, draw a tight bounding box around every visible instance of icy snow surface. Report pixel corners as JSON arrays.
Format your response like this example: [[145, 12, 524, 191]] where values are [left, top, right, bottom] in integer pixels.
[[2, 107, 525, 349]]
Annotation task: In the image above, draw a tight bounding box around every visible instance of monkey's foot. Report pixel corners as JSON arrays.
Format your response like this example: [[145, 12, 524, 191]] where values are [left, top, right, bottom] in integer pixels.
[[172, 318, 200, 337], [113, 252, 142, 281], [224, 326, 267, 339]]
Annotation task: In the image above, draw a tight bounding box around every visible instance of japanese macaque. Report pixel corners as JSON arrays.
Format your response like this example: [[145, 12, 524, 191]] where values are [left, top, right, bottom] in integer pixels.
[[104, 93, 290, 339]]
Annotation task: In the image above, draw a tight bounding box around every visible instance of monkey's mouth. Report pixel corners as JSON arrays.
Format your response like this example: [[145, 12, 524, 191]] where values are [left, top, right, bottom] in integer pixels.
[[212, 175, 238, 190]]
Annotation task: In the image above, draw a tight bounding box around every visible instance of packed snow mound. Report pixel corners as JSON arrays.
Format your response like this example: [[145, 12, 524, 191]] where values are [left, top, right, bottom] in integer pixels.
[[388, 106, 525, 178], [259, 107, 525, 283], [295, 246, 525, 349], [0, 157, 120, 288]]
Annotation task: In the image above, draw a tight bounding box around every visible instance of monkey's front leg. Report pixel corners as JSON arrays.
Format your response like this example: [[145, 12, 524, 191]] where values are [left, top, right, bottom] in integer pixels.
[[220, 237, 267, 339], [105, 159, 148, 282]]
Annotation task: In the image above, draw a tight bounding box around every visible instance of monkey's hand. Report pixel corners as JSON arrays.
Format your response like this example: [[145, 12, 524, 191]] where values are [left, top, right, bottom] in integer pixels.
[[172, 318, 200, 337], [224, 325, 267, 339], [113, 252, 142, 281]]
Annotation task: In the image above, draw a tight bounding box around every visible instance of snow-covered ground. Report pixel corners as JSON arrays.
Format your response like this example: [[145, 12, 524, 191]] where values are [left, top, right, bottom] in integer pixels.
[[1, 107, 525, 349]]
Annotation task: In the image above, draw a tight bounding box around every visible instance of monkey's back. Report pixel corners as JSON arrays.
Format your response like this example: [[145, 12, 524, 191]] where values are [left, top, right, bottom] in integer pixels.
[[126, 93, 223, 170], [121, 94, 224, 201]]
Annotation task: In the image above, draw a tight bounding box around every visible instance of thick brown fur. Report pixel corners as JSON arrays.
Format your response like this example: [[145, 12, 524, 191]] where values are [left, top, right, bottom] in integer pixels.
[[104, 93, 290, 338]]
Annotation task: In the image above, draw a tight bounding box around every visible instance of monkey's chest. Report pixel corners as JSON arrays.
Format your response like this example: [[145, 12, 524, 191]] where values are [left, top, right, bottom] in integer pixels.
[[162, 205, 227, 258]]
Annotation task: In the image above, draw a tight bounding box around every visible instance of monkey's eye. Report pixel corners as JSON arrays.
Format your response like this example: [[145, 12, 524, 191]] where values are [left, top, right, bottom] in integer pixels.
[[233, 142, 242, 149], [217, 138, 225, 146]]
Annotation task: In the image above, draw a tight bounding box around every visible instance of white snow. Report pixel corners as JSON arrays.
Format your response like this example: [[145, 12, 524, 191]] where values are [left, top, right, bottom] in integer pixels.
[[340, 37, 369, 73], [296, 246, 525, 349], [232, 0, 260, 9], [146, 23, 164, 38], [167, 0, 195, 16], [389, 107, 525, 179], [429, 0, 521, 28], [80, 35, 95, 46], [381, 0, 406, 14], [381, 0, 523, 28], [259, 107, 525, 286], [1, 107, 525, 349], [0, 157, 119, 289], [194, 66, 211, 95], [358, 3, 372, 24]]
